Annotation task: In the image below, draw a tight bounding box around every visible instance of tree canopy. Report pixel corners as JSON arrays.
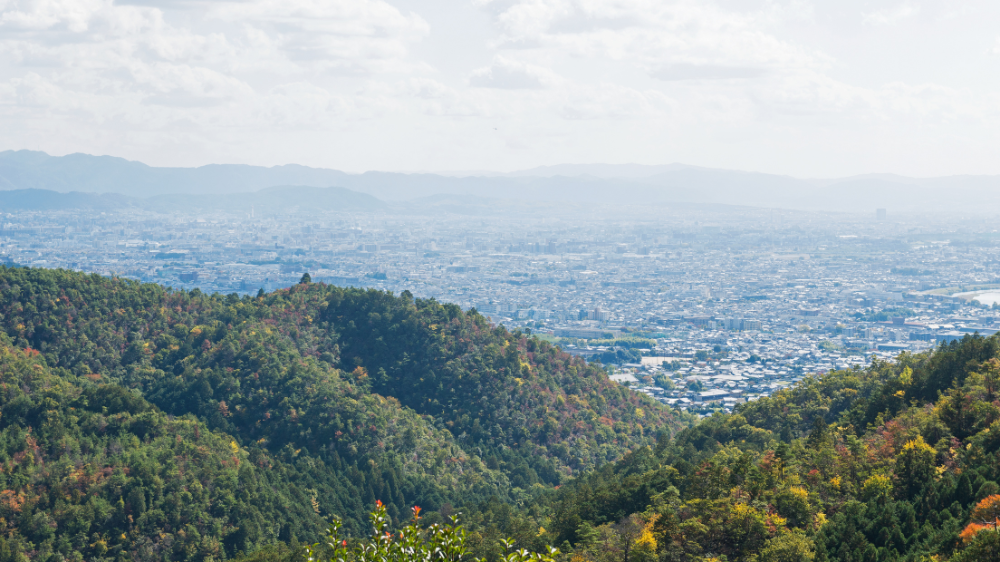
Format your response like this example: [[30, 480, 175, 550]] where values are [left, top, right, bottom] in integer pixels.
[[0, 267, 680, 561]]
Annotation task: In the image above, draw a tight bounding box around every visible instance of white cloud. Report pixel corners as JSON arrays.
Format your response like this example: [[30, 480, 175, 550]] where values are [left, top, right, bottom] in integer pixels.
[[404, 78, 492, 117], [469, 56, 559, 89], [0, 0, 106, 32], [556, 83, 674, 120], [652, 64, 765, 81], [207, 0, 430, 73], [7, 72, 68, 107], [1, 0, 1000, 175], [468, 0, 998, 128], [0, 0, 432, 136], [479, 0, 823, 71], [863, 3, 920, 26], [748, 71, 876, 116], [256, 82, 353, 127]]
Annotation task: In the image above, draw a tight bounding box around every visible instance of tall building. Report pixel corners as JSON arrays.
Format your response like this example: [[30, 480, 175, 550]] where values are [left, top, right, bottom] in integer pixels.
[[876, 208, 887, 220], [589, 307, 611, 322]]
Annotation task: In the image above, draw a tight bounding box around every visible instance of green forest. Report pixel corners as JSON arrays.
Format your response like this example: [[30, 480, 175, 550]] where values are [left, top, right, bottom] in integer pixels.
[[3, 267, 1000, 562], [484, 327, 1000, 562], [0, 267, 677, 561]]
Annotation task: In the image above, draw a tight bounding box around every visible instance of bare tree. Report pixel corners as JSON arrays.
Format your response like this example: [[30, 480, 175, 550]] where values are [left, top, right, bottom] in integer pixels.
[[612, 514, 644, 562]]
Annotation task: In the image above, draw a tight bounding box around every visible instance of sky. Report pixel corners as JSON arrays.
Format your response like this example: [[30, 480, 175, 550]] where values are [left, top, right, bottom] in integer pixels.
[[1, 0, 1000, 176]]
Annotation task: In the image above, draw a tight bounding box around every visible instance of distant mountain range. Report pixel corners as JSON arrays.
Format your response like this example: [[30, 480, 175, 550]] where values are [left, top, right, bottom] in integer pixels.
[[0, 185, 384, 215], [2, 149, 999, 214]]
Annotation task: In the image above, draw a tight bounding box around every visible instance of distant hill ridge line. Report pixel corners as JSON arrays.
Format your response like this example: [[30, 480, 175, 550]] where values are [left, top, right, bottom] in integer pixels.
[[0, 185, 384, 213], [4, 149, 1000, 213]]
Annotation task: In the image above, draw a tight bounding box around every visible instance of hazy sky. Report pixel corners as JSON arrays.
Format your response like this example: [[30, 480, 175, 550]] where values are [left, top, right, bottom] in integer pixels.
[[2, 0, 1000, 176]]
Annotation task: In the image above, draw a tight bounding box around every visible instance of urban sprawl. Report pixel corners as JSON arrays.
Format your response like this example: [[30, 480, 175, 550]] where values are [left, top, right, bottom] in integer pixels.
[[4, 204, 999, 416]]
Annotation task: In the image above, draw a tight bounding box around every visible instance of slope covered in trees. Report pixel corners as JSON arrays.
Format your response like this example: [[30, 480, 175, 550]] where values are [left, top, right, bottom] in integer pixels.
[[485, 334, 1000, 562], [11, 266, 1000, 562], [0, 334, 337, 560], [0, 266, 678, 560]]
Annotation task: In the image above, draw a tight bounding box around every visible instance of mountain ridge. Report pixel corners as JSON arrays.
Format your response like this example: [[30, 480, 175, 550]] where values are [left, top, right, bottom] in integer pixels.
[[0, 185, 384, 214], [5, 150, 1000, 213]]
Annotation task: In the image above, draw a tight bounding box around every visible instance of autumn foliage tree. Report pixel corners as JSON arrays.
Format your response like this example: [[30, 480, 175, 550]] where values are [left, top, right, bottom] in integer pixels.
[[960, 495, 1000, 544]]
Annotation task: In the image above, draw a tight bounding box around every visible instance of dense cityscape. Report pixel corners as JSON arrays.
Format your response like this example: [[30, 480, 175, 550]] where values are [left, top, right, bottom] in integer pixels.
[[5, 203, 999, 415]]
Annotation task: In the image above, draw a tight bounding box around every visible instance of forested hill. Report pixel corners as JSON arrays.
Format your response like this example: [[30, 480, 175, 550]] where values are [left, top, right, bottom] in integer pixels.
[[12, 266, 1000, 562], [0, 266, 680, 561], [492, 334, 1000, 562]]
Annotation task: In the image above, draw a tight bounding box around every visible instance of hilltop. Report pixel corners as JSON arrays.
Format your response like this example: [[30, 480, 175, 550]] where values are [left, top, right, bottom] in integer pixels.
[[0, 267, 679, 560], [488, 334, 1000, 562]]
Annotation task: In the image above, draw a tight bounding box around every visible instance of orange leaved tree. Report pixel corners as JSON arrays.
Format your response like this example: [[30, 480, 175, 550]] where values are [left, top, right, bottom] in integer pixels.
[[959, 494, 1000, 544]]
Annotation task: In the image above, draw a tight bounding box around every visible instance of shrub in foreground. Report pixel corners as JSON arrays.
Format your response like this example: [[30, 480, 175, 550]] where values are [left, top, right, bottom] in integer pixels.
[[307, 501, 558, 562]]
